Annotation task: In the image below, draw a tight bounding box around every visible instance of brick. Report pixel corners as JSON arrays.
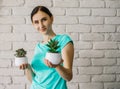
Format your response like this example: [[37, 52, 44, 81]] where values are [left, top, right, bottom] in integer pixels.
[[92, 58, 116, 66], [78, 67, 102, 74], [0, 68, 24, 76], [0, 76, 11, 84], [66, 25, 90, 32], [0, 51, 14, 59], [12, 76, 28, 84], [104, 66, 120, 74], [80, 33, 104, 41], [105, 34, 112, 41], [25, 16, 32, 24], [0, 59, 11, 67], [116, 75, 120, 82], [26, 33, 42, 41], [74, 50, 79, 59], [92, 25, 115, 32], [50, 8, 65, 16], [12, 7, 32, 16], [117, 26, 120, 32], [13, 25, 36, 33], [92, 75, 115, 82], [0, 7, 11, 15], [106, 1, 120, 8], [93, 42, 117, 49], [117, 58, 120, 65], [0, 42, 11, 50], [0, 17, 25, 24], [92, 8, 116, 16], [0, 25, 11, 32], [0, 85, 5, 89], [104, 83, 120, 89], [54, 0, 79, 7], [54, 16, 78, 24], [13, 42, 36, 50], [80, 0, 104, 8], [74, 42, 92, 49], [0, 0, 24, 6], [72, 67, 78, 75], [72, 74, 90, 82], [117, 9, 120, 16], [52, 25, 65, 34], [66, 8, 90, 16], [79, 17, 104, 25], [73, 58, 91, 67], [105, 17, 120, 25], [25, 0, 52, 7], [67, 83, 78, 89], [69, 33, 79, 41], [80, 83, 103, 89], [105, 50, 120, 58], [0, 33, 25, 42], [6, 84, 25, 89], [79, 50, 104, 58], [111, 33, 120, 41]]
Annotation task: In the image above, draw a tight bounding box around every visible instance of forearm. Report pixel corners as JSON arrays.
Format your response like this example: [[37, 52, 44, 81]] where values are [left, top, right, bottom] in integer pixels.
[[25, 64, 35, 83], [55, 65, 73, 81]]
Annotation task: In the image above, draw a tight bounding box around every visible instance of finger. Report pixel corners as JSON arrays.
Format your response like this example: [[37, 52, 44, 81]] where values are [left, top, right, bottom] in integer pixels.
[[47, 60, 52, 68], [44, 59, 49, 66], [19, 65, 22, 69]]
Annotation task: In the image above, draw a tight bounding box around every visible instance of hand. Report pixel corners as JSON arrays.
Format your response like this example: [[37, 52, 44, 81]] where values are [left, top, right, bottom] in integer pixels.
[[44, 59, 63, 68], [19, 63, 29, 70]]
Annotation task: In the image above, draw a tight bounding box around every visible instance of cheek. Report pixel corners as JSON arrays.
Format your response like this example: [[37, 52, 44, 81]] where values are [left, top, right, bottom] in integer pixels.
[[33, 24, 39, 30]]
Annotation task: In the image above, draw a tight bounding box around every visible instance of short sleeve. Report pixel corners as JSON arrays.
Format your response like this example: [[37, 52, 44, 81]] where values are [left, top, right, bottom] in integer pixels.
[[60, 34, 73, 50]]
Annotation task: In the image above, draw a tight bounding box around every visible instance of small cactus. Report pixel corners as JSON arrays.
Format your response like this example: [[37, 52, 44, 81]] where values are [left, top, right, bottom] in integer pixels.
[[14, 48, 27, 57], [46, 39, 60, 53]]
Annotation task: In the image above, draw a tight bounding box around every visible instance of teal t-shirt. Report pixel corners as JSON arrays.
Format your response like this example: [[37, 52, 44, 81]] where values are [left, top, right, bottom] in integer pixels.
[[30, 34, 73, 89]]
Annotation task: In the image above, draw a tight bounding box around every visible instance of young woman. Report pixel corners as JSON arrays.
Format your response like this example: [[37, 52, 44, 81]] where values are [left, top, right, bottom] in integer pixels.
[[20, 6, 74, 89]]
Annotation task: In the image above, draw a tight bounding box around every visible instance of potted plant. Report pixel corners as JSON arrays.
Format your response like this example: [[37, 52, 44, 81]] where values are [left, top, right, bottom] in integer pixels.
[[45, 39, 61, 65], [14, 48, 28, 66]]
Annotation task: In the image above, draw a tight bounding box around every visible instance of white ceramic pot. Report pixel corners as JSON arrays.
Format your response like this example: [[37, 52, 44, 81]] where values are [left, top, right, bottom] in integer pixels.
[[45, 52, 61, 65], [15, 57, 28, 66]]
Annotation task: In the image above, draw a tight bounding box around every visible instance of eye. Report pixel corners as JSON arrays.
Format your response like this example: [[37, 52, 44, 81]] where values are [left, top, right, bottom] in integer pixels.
[[42, 18, 47, 22], [34, 20, 39, 24]]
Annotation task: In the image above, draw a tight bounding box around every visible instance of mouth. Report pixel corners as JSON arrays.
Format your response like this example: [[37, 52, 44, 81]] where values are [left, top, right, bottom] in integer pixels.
[[37, 28, 46, 32], [40, 28, 46, 32]]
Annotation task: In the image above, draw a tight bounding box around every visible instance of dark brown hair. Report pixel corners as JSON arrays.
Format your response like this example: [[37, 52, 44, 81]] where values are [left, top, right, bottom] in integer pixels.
[[31, 6, 53, 22]]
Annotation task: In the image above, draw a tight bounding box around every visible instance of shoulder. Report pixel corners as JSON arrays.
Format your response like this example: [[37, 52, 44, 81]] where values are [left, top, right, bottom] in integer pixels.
[[56, 34, 72, 41], [56, 34, 73, 49]]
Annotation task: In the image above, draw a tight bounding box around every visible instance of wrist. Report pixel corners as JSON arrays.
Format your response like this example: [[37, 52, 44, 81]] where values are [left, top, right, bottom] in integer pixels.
[[25, 64, 31, 70], [55, 64, 61, 69]]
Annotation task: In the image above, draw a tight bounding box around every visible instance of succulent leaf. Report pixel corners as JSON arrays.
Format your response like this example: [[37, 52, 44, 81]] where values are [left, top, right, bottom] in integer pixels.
[[46, 39, 60, 53], [14, 48, 27, 57]]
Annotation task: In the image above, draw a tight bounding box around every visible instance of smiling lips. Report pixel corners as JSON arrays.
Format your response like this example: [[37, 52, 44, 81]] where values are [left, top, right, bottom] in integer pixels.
[[38, 27, 46, 32], [41, 28, 46, 32]]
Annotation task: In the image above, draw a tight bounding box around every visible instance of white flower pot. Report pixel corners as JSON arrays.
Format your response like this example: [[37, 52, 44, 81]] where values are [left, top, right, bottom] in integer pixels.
[[15, 57, 28, 66], [45, 52, 62, 65]]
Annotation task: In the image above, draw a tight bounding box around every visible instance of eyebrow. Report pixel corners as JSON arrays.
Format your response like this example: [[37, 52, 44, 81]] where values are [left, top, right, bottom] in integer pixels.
[[33, 17, 47, 22]]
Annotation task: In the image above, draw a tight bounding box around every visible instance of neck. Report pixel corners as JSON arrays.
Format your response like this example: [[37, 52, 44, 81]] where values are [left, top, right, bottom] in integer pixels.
[[42, 31, 56, 44]]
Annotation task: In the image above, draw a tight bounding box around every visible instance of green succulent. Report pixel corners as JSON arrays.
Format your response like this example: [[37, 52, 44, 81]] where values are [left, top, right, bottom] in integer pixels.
[[46, 39, 60, 53], [14, 48, 27, 57]]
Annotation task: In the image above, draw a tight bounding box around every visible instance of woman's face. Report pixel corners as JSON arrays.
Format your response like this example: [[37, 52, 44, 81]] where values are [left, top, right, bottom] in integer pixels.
[[32, 11, 53, 35]]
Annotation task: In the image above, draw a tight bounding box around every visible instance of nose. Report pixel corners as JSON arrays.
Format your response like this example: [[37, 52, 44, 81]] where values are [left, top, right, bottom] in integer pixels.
[[38, 21, 44, 29]]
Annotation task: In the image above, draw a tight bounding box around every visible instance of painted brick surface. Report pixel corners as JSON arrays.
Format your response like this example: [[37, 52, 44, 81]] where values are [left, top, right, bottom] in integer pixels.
[[0, 0, 120, 89]]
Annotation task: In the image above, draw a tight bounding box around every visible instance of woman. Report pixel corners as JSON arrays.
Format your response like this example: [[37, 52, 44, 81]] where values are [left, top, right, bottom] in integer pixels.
[[20, 6, 74, 89]]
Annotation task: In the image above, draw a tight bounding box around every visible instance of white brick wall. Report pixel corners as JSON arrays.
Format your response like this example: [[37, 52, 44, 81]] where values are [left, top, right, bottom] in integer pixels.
[[0, 0, 120, 89]]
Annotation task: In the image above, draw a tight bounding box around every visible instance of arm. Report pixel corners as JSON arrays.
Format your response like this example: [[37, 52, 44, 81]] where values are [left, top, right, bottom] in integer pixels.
[[55, 42, 74, 81], [20, 64, 35, 83]]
